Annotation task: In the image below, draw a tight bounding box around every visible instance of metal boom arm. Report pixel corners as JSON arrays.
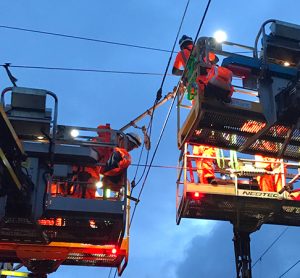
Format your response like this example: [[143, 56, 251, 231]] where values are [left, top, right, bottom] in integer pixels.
[[120, 90, 176, 132]]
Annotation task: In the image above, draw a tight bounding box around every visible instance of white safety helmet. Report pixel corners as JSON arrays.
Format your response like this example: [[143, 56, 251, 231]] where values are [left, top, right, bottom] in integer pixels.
[[126, 132, 142, 148]]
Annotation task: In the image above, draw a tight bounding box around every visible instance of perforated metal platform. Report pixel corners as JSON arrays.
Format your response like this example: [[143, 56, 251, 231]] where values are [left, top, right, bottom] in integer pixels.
[[178, 94, 300, 160], [0, 239, 128, 275], [177, 183, 300, 229]]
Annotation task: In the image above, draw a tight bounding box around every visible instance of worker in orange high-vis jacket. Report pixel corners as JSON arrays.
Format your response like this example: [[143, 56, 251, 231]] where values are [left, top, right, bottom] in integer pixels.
[[100, 132, 141, 193], [172, 34, 233, 104], [72, 165, 101, 199], [73, 128, 141, 198], [72, 124, 112, 199], [193, 145, 216, 184], [255, 155, 285, 192], [172, 35, 218, 76]]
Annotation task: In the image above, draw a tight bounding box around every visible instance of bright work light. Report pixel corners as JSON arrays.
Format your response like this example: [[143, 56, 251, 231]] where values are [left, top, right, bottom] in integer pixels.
[[70, 129, 79, 138], [214, 30, 227, 43]]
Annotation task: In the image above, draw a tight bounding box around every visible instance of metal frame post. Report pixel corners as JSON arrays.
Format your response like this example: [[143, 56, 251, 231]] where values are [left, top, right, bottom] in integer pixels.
[[233, 229, 252, 278]]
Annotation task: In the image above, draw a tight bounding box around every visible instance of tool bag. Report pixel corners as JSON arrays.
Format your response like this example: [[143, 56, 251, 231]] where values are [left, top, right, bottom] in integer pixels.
[[204, 65, 234, 103]]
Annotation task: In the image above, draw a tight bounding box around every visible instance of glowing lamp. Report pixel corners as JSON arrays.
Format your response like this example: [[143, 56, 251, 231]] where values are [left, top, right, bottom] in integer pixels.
[[111, 248, 117, 254], [213, 30, 227, 43], [70, 129, 79, 138]]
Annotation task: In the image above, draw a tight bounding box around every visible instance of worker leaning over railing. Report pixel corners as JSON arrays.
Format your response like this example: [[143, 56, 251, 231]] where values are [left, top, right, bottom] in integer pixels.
[[172, 35, 233, 104], [99, 131, 141, 195], [71, 125, 141, 199], [172, 35, 218, 76]]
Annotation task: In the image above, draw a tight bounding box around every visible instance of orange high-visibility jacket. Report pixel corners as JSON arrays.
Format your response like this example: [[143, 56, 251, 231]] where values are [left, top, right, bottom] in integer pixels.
[[101, 147, 131, 176], [193, 145, 216, 158], [255, 155, 285, 192], [173, 44, 217, 70], [94, 124, 113, 163], [193, 145, 216, 183], [173, 44, 193, 70]]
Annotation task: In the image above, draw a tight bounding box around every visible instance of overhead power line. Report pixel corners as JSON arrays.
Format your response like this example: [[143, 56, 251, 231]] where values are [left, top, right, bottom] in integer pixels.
[[129, 0, 191, 225], [0, 25, 174, 53], [156, 0, 191, 99], [0, 25, 255, 58], [129, 0, 213, 227], [127, 0, 191, 193], [279, 259, 300, 277], [1, 64, 175, 76], [252, 227, 289, 269]]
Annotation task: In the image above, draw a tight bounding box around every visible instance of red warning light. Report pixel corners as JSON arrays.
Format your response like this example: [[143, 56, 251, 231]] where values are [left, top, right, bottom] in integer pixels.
[[192, 192, 203, 200], [111, 248, 117, 255]]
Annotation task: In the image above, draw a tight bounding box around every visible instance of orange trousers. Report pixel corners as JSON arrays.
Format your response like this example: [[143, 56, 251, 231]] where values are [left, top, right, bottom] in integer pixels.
[[193, 145, 216, 184]]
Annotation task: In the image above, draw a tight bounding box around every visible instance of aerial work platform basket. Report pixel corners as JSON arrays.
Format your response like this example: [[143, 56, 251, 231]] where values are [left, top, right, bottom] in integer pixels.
[[176, 144, 300, 229], [0, 86, 132, 276], [176, 19, 300, 278], [178, 19, 300, 161]]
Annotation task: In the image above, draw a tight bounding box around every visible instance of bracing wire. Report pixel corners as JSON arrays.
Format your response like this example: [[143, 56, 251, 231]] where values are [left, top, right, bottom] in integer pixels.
[[129, 0, 213, 227], [156, 0, 191, 100], [107, 264, 118, 278], [129, 0, 191, 189], [130, 87, 178, 227], [182, 0, 212, 78], [0, 25, 174, 53], [252, 227, 289, 269], [279, 259, 300, 277], [107, 0, 193, 275], [107, 267, 112, 278]]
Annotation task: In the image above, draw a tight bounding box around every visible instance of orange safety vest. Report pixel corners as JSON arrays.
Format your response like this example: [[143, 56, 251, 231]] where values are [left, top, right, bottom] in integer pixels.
[[255, 155, 285, 192], [193, 145, 216, 158], [101, 147, 131, 176], [94, 124, 113, 163], [173, 45, 193, 70], [173, 44, 217, 70], [193, 145, 216, 184]]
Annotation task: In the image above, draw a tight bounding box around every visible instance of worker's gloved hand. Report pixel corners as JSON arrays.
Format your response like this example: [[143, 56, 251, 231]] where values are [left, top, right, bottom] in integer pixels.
[[104, 150, 122, 172]]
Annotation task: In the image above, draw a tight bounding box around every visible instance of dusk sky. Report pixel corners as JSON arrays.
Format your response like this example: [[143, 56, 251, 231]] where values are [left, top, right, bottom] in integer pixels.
[[1, 1, 300, 277]]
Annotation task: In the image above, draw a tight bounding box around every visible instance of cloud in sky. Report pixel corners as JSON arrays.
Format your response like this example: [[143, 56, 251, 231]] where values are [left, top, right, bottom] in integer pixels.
[[170, 222, 235, 278]]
